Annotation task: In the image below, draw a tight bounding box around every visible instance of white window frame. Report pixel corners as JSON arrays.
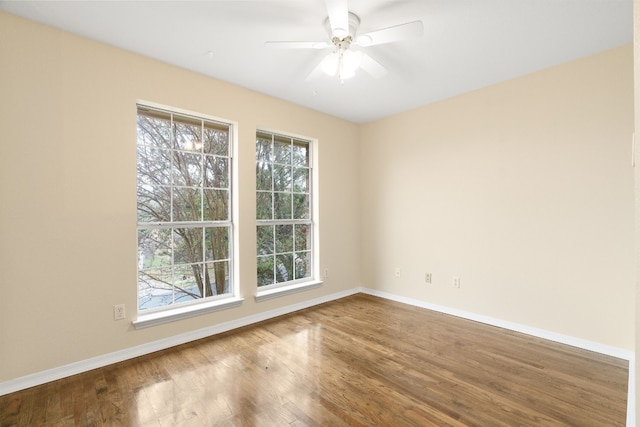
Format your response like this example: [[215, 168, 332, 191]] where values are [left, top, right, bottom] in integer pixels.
[[255, 129, 322, 302], [134, 101, 242, 328]]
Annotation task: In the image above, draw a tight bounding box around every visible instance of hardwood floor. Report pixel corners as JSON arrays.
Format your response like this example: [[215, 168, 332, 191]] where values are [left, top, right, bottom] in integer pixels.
[[0, 294, 629, 426]]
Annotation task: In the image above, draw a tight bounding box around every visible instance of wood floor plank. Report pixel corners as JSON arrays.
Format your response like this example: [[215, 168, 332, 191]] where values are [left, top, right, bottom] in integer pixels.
[[0, 294, 628, 426]]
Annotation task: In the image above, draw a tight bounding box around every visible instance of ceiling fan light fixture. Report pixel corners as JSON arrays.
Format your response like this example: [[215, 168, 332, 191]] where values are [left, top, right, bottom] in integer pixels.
[[338, 64, 356, 80], [321, 51, 339, 76], [321, 47, 362, 80], [339, 49, 362, 79]]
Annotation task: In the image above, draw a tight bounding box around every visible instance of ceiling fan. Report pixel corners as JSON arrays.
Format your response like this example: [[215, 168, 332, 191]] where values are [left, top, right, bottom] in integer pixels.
[[265, 0, 423, 82]]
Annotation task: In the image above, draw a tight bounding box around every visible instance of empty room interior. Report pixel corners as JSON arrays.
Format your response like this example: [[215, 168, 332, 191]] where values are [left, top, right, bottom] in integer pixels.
[[1, 0, 639, 425]]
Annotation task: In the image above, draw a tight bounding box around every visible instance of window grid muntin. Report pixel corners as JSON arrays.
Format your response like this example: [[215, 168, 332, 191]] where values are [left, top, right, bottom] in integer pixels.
[[137, 104, 233, 313]]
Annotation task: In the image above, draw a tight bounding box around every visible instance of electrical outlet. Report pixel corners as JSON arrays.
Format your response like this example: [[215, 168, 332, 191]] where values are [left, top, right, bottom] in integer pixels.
[[425, 273, 432, 284], [452, 276, 461, 289], [323, 268, 329, 279], [114, 304, 126, 320], [394, 267, 401, 278]]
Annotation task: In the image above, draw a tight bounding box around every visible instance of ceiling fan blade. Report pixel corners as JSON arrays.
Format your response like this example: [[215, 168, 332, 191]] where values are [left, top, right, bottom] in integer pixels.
[[265, 41, 329, 49], [356, 20, 423, 47], [325, 0, 349, 38], [360, 53, 388, 79]]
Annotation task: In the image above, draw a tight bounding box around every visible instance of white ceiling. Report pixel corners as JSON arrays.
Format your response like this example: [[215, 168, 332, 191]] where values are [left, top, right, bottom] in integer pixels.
[[1, 0, 632, 123]]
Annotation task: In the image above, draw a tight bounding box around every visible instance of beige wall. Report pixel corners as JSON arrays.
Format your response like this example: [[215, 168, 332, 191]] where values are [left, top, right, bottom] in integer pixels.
[[0, 12, 361, 382], [360, 45, 635, 350]]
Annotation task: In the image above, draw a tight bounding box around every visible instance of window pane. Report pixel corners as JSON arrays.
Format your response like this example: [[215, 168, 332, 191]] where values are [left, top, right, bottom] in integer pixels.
[[174, 118, 202, 151], [173, 228, 203, 265], [275, 254, 293, 283], [204, 156, 228, 189], [293, 193, 309, 220], [173, 151, 202, 187], [292, 141, 309, 167], [174, 264, 202, 302], [257, 255, 275, 287], [295, 252, 311, 280], [275, 224, 293, 253], [137, 185, 171, 223], [273, 164, 292, 192], [293, 167, 309, 193], [138, 228, 172, 269], [173, 187, 201, 222], [138, 267, 173, 310], [206, 261, 229, 296], [137, 112, 171, 149], [256, 192, 273, 220], [274, 136, 291, 164], [203, 189, 229, 221], [137, 146, 171, 186], [256, 162, 272, 191], [257, 225, 274, 255], [256, 136, 273, 162], [294, 224, 310, 252], [137, 144, 171, 223], [205, 227, 229, 261], [274, 193, 292, 219], [203, 126, 229, 156]]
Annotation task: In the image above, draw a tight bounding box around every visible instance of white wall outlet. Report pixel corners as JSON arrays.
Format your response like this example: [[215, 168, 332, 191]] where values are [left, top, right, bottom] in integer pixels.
[[323, 268, 329, 279], [425, 273, 432, 284], [452, 276, 461, 289], [114, 304, 126, 320], [394, 267, 401, 278]]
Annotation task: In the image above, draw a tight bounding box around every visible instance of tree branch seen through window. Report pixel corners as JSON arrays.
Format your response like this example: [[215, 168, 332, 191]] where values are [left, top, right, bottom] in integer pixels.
[[136, 105, 233, 312]]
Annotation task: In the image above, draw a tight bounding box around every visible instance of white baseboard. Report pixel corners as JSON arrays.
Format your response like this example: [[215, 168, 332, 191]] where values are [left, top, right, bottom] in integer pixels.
[[360, 288, 635, 427], [0, 287, 361, 397]]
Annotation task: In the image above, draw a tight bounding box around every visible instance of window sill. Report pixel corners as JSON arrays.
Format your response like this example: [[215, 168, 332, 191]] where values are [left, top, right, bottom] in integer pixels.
[[255, 280, 323, 302], [133, 296, 244, 329]]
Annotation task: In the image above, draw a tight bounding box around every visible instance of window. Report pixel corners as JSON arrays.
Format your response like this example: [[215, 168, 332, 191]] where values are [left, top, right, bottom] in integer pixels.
[[136, 104, 234, 314], [256, 131, 314, 290]]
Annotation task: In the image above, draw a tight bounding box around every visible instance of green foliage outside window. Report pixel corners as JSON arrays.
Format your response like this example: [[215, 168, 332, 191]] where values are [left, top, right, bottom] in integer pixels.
[[256, 131, 312, 287]]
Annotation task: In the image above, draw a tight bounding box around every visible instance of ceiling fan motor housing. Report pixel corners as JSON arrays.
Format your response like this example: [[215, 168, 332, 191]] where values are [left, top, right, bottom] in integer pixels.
[[325, 11, 361, 41]]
